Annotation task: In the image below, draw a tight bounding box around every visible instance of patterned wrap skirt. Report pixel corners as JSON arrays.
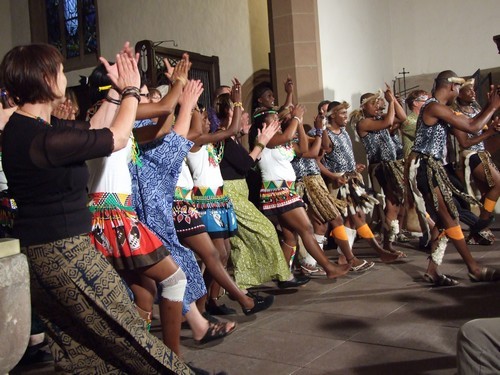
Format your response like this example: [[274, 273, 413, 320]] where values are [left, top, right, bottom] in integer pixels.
[[462, 150, 498, 197], [224, 179, 291, 288], [191, 185, 238, 239], [260, 180, 305, 216], [23, 234, 192, 374], [88, 192, 169, 270], [302, 174, 347, 223], [173, 187, 207, 239], [406, 151, 479, 236]]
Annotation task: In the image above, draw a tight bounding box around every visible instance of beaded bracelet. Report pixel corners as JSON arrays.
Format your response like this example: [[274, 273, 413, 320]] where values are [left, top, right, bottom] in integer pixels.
[[106, 95, 121, 105], [121, 86, 141, 103], [315, 128, 323, 137], [172, 76, 188, 87], [293, 116, 302, 124], [255, 142, 266, 150]]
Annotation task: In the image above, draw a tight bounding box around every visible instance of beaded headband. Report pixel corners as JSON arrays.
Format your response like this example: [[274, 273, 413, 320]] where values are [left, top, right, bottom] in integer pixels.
[[253, 109, 278, 119]]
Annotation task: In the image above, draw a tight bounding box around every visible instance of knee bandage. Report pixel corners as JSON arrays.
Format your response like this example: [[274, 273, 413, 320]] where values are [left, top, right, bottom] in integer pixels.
[[445, 225, 464, 240], [483, 198, 497, 213], [357, 224, 374, 239], [159, 267, 187, 302]]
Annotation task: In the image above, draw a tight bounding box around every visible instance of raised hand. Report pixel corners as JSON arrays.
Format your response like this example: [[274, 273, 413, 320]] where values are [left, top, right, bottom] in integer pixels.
[[231, 78, 242, 104], [256, 119, 281, 146], [52, 99, 75, 120], [100, 43, 140, 92], [163, 57, 174, 82], [179, 79, 204, 109], [487, 85, 500, 109], [292, 104, 306, 121], [170, 53, 191, 86], [384, 83, 395, 102], [284, 75, 294, 94], [240, 112, 251, 135]]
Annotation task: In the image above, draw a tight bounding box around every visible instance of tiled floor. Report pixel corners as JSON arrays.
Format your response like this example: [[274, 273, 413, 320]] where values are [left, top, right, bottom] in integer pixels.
[[11, 224, 500, 375]]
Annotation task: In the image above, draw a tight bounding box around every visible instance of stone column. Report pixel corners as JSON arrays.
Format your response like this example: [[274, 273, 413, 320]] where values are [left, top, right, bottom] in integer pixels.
[[268, 0, 324, 118], [0, 239, 31, 374]]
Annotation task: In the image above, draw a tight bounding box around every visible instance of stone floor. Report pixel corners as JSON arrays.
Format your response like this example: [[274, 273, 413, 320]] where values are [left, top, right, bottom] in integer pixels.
[[11, 224, 500, 375]]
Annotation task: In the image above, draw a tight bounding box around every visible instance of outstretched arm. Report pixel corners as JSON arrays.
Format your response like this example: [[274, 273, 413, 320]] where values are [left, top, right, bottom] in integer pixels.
[[173, 80, 204, 138], [248, 120, 281, 161], [266, 104, 306, 147], [135, 54, 190, 120], [452, 117, 500, 148], [99, 42, 141, 151], [283, 75, 294, 108], [426, 86, 500, 134], [192, 78, 242, 146]]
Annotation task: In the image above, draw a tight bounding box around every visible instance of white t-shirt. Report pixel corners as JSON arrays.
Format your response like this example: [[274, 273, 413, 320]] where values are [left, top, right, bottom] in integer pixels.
[[87, 137, 133, 194], [186, 144, 224, 189], [258, 143, 296, 182]]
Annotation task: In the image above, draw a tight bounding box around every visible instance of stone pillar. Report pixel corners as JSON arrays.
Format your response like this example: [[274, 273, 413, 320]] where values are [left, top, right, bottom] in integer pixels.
[[0, 239, 31, 374], [268, 0, 323, 119]]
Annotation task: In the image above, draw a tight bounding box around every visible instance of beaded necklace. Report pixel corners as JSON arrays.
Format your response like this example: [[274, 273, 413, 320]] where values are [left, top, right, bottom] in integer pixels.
[[17, 109, 52, 127], [207, 142, 225, 167], [130, 134, 143, 167]]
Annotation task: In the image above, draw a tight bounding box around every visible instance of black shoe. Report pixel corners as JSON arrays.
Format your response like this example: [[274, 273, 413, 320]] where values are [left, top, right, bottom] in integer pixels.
[[277, 275, 311, 289], [19, 348, 53, 365], [205, 303, 237, 316], [242, 293, 275, 316]]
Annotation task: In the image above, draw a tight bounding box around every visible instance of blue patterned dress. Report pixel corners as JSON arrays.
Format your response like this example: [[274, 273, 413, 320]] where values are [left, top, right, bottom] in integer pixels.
[[129, 123, 206, 314]]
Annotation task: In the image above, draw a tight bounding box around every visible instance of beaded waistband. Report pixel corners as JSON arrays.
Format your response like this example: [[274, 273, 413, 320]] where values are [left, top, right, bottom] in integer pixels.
[[192, 186, 224, 197], [261, 180, 296, 190], [88, 192, 134, 212], [174, 187, 193, 200]]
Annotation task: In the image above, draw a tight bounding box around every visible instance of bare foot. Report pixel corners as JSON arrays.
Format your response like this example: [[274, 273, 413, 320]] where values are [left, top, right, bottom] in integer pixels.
[[324, 263, 350, 279], [337, 254, 348, 265], [382, 242, 407, 259], [350, 257, 365, 268], [378, 249, 400, 263]]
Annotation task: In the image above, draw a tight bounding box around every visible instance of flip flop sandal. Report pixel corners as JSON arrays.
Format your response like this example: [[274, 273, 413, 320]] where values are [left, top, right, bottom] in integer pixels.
[[300, 264, 327, 277], [423, 273, 459, 287], [350, 260, 375, 272], [468, 267, 500, 282], [196, 321, 237, 345]]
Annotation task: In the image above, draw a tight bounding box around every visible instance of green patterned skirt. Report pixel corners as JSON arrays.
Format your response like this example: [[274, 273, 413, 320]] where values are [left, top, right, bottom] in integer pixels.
[[225, 179, 291, 289]]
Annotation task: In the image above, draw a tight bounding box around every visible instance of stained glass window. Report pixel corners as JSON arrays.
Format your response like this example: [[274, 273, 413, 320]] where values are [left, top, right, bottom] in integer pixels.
[[30, 0, 99, 70]]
